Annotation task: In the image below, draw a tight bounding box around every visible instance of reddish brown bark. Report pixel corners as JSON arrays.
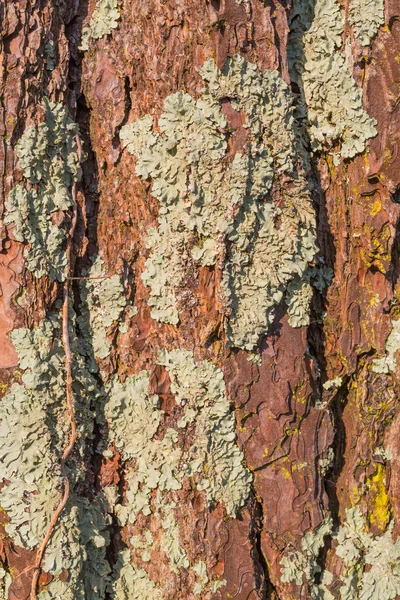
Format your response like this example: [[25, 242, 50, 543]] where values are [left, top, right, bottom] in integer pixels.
[[1, 0, 400, 599]]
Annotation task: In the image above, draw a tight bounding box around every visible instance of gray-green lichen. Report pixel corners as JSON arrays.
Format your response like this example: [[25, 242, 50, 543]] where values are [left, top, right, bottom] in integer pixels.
[[104, 349, 247, 593], [336, 508, 400, 600], [80, 0, 120, 51], [322, 376, 343, 390], [160, 505, 190, 574], [158, 348, 252, 515], [121, 55, 318, 349], [372, 319, 400, 374], [280, 516, 334, 599], [0, 566, 11, 600], [285, 276, 314, 328], [192, 560, 227, 595], [280, 508, 400, 600], [1, 316, 110, 598], [5, 98, 82, 281], [131, 530, 153, 563], [77, 256, 127, 369], [288, 0, 377, 161], [107, 549, 162, 600], [319, 447, 334, 475], [349, 0, 385, 46], [105, 351, 252, 515]]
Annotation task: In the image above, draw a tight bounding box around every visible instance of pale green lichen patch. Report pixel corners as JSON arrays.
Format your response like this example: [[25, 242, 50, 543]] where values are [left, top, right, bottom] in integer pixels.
[[108, 549, 163, 600], [336, 508, 400, 600], [5, 98, 82, 281], [1, 316, 110, 598], [372, 319, 400, 374], [280, 516, 333, 598], [131, 530, 153, 563], [319, 447, 334, 475], [78, 256, 127, 369], [158, 348, 252, 515], [285, 276, 314, 328], [104, 370, 162, 466], [202, 57, 317, 347], [80, 0, 120, 51], [192, 560, 227, 595], [37, 498, 111, 600], [322, 376, 343, 390], [160, 506, 190, 574], [288, 0, 377, 160], [120, 90, 228, 326], [0, 568, 11, 600], [104, 349, 247, 592], [349, 0, 385, 46], [281, 508, 400, 600], [121, 55, 318, 349]]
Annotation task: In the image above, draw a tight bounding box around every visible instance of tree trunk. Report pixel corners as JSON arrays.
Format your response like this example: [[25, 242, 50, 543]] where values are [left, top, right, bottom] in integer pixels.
[[1, 0, 400, 599]]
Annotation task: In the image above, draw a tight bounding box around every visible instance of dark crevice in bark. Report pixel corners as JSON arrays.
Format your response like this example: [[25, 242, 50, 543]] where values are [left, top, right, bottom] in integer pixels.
[[65, 3, 101, 492], [389, 211, 400, 291], [322, 382, 349, 528], [64, 5, 125, 592], [320, 349, 376, 531], [252, 497, 279, 599], [73, 89, 125, 583], [113, 75, 134, 168]]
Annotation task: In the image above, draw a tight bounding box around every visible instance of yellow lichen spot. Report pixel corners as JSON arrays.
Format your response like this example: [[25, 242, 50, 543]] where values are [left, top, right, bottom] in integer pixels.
[[367, 464, 391, 531], [370, 198, 382, 216], [264, 448, 269, 457], [369, 294, 380, 307], [281, 467, 291, 480]]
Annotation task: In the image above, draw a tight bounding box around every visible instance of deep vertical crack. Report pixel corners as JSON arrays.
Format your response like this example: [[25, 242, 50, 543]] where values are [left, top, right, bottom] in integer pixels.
[[251, 496, 279, 599]]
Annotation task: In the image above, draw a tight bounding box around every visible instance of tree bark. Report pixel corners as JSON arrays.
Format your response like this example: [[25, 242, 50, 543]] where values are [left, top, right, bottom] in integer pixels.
[[1, 0, 400, 599]]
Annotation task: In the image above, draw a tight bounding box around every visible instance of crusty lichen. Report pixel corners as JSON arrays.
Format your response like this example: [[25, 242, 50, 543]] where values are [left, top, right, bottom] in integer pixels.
[[5, 98, 82, 281], [80, 0, 120, 51], [121, 55, 318, 349], [104, 369, 163, 470], [288, 0, 377, 161], [131, 530, 153, 563], [281, 507, 400, 600], [285, 276, 314, 328], [349, 0, 385, 46]]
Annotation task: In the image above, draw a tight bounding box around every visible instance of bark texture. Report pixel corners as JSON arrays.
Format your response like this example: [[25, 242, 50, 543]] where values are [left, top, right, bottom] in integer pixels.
[[1, 0, 400, 599]]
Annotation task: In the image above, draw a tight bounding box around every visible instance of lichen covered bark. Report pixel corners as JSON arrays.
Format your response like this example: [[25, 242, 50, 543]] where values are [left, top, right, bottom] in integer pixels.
[[1, 0, 400, 599]]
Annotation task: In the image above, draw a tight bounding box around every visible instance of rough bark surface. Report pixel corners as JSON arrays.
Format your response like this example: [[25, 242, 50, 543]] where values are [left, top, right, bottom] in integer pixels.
[[1, 0, 400, 599]]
